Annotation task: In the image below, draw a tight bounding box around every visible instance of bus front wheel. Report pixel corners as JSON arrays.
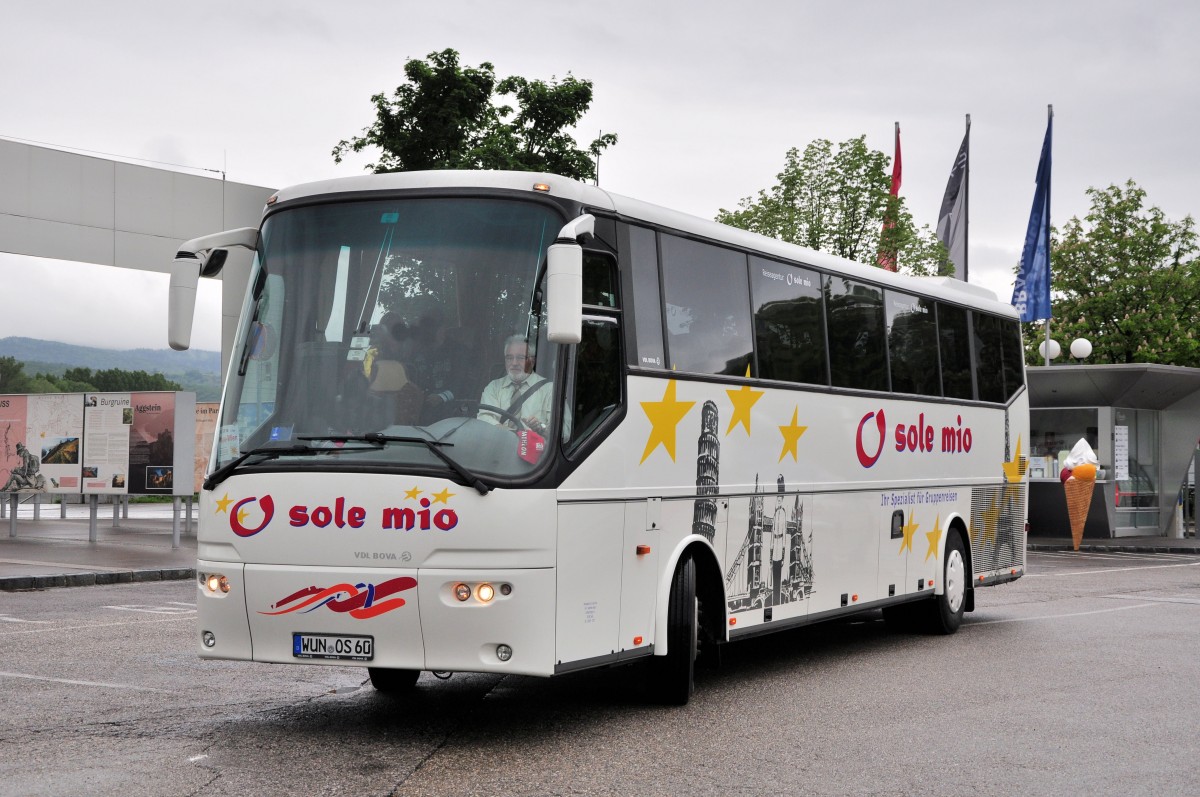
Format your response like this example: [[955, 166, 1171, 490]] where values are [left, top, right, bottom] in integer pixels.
[[653, 555, 698, 706], [368, 667, 420, 693]]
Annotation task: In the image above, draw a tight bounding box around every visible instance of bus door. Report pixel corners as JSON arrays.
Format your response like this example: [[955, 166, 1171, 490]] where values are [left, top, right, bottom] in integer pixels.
[[878, 505, 913, 603]]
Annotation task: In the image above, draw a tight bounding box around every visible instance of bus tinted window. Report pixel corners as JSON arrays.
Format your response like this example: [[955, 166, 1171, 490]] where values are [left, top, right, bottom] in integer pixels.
[[661, 235, 753, 376], [1000, 318, 1025, 399], [628, 226, 665, 369], [825, 277, 887, 391], [582, 252, 617, 308], [973, 312, 1005, 403], [886, 291, 940, 397], [938, 303, 973, 400], [749, 257, 827, 385]]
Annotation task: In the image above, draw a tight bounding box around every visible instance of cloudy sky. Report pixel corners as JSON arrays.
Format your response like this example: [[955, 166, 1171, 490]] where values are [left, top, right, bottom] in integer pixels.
[[2, 0, 1197, 352]]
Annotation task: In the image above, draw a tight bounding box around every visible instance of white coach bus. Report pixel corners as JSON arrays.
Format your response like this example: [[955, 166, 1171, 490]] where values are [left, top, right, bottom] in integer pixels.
[[169, 170, 1027, 704]]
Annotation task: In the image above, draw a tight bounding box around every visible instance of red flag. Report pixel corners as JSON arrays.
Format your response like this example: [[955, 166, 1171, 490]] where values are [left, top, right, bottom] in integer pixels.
[[878, 122, 901, 271]]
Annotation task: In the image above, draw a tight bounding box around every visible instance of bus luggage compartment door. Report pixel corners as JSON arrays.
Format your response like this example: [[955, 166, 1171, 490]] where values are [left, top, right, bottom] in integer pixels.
[[243, 565, 424, 669]]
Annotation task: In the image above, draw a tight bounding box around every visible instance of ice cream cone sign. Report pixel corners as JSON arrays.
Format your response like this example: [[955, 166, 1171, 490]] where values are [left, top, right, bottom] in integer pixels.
[[1062, 440, 1099, 551]]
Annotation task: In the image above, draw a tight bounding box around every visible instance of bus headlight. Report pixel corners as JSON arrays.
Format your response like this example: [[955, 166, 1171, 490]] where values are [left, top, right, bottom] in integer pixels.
[[477, 583, 495, 603], [454, 583, 472, 602], [200, 572, 231, 595], [496, 644, 513, 662]]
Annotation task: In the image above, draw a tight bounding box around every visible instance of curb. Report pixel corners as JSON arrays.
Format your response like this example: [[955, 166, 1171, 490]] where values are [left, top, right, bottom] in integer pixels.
[[1027, 543, 1200, 554], [0, 567, 196, 591]]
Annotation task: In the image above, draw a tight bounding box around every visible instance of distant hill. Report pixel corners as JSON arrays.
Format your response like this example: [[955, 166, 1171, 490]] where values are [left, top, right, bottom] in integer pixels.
[[0, 337, 222, 401], [0, 337, 220, 374]]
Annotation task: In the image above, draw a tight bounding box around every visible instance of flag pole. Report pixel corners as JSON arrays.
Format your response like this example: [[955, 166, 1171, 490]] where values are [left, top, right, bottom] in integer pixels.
[[964, 113, 971, 282], [1043, 104, 1053, 366]]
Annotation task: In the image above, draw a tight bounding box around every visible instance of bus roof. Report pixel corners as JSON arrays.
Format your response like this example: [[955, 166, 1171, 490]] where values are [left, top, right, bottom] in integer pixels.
[[271, 170, 1017, 317]]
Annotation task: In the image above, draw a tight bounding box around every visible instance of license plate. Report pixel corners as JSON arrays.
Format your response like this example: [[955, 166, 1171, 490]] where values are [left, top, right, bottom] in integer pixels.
[[292, 632, 374, 661]]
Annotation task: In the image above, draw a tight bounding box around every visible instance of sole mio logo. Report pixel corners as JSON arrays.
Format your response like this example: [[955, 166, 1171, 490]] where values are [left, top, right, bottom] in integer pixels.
[[216, 489, 460, 537]]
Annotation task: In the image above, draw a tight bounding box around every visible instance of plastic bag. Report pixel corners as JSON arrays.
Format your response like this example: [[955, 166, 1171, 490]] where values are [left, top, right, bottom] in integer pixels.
[[1063, 438, 1099, 470]]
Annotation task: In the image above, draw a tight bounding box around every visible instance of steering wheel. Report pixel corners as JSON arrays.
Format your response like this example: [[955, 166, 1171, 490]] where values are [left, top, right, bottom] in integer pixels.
[[445, 400, 528, 430]]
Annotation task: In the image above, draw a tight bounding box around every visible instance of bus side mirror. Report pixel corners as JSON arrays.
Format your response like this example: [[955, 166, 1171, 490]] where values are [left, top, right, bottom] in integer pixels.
[[168, 227, 259, 351], [546, 214, 594, 345]]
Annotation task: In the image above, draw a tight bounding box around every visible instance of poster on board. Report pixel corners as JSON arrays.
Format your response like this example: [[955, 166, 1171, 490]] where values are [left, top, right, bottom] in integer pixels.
[[1, 393, 83, 494], [82, 393, 132, 494], [194, 403, 219, 493], [128, 392, 176, 494]]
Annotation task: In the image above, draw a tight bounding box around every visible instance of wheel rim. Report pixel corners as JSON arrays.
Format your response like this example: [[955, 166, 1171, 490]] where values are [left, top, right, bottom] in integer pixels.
[[945, 548, 965, 613]]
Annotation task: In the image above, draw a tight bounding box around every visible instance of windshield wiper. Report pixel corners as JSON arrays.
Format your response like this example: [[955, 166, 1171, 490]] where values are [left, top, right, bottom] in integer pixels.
[[300, 433, 491, 496], [204, 443, 317, 491]]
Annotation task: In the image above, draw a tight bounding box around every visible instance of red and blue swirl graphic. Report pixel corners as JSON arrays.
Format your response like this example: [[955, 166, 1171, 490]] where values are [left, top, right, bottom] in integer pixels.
[[259, 576, 417, 619]]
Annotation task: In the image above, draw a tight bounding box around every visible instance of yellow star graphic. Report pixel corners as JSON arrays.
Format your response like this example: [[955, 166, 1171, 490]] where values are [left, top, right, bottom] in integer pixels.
[[924, 515, 944, 562], [777, 407, 808, 463], [1002, 435, 1026, 483], [215, 493, 233, 514], [404, 486, 422, 501], [899, 511, 919, 554], [639, 380, 696, 464], [726, 367, 764, 436], [237, 507, 250, 526], [431, 488, 455, 504], [979, 492, 1001, 546]]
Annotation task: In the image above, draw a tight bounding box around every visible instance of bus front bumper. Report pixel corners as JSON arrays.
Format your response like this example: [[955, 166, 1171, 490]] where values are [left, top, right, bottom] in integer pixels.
[[195, 560, 557, 677]]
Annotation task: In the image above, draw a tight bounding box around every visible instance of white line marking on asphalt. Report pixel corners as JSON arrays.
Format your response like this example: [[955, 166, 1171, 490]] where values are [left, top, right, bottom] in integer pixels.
[[104, 604, 196, 615], [1103, 594, 1200, 606], [0, 615, 50, 624], [0, 616, 192, 636], [189, 755, 209, 763], [970, 602, 1156, 625], [1033, 551, 1191, 562], [1024, 560, 1200, 577], [0, 670, 171, 692]]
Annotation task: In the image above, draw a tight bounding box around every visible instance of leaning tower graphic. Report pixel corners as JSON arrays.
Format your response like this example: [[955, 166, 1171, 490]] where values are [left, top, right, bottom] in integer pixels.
[[691, 400, 720, 542]]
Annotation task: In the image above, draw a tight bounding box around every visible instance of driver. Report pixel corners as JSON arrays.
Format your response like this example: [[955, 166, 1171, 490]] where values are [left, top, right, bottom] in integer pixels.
[[478, 334, 552, 435]]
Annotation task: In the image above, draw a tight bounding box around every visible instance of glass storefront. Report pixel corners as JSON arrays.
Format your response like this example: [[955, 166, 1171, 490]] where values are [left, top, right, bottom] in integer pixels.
[[1029, 408, 1100, 479], [1114, 408, 1159, 529], [1029, 405, 1161, 533]]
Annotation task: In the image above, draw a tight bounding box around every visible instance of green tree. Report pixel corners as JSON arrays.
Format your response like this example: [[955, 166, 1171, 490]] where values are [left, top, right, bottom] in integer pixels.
[[333, 48, 617, 182], [0, 356, 32, 393], [717, 137, 949, 276], [1028, 180, 1200, 365], [62, 367, 181, 393]]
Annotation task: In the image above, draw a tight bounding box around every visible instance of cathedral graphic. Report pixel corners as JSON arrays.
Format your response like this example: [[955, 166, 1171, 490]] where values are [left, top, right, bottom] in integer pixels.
[[689, 400, 815, 613]]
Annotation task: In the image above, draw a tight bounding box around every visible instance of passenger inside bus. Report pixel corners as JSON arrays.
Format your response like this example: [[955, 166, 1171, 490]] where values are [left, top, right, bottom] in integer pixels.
[[363, 313, 424, 427]]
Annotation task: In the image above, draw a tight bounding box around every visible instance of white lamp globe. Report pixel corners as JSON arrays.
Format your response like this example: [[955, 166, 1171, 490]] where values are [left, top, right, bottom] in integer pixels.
[[1039, 339, 1062, 360], [1070, 338, 1093, 359]]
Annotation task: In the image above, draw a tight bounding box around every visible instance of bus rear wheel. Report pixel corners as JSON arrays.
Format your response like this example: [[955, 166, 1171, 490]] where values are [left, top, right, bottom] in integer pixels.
[[927, 530, 966, 634], [653, 555, 698, 706], [367, 667, 420, 693]]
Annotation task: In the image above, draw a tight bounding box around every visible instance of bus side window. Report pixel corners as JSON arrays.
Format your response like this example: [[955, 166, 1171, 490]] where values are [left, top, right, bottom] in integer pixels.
[[749, 257, 827, 386], [826, 276, 887, 391], [938, 303, 973, 400], [973, 312, 1005, 403], [564, 318, 622, 452], [583, 252, 618, 308], [660, 234, 753, 376], [628, 226, 665, 369], [999, 318, 1025, 400]]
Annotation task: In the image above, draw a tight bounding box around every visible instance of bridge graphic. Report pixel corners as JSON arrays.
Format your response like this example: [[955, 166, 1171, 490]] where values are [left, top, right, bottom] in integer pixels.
[[688, 399, 815, 613]]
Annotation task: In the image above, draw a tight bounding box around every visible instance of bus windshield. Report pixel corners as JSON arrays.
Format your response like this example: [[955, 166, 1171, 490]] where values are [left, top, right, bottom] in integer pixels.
[[215, 196, 566, 483]]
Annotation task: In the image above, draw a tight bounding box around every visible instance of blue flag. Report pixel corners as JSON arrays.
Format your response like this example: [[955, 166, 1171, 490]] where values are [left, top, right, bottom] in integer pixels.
[[1012, 114, 1053, 322]]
